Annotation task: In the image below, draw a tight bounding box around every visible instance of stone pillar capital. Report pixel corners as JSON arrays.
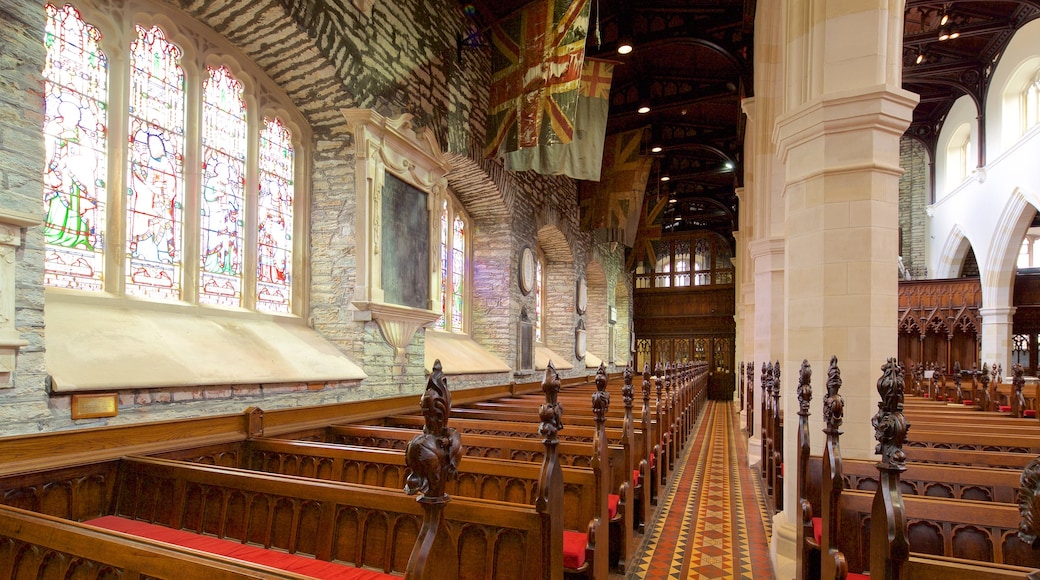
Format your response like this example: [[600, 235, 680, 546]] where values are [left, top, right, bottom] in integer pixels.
[[979, 306, 1017, 320]]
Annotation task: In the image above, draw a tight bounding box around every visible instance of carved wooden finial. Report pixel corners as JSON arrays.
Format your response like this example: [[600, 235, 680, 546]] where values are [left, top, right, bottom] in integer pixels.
[[824, 355, 844, 433], [642, 362, 651, 403], [797, 360, 812, 417], [593, 363, 610, 421], [1019, 457, 1040, 546], [622, 365, 634, 407], [539, 361, 563, 441], [1014, 363, 1025, 395], [774, 360, 781, 392], [404, 360, 462, 499], [872, 358, 910, 470], [981, 362, 991, 385], [403, 360, 462, 580]]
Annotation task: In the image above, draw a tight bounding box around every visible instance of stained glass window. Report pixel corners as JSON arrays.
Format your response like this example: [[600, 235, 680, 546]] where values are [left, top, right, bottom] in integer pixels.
[[451, 213, 465, 332], [436, 198, 467, 333], [535, 256, 543, 342], [438, 200, 448, 330], [41, 4, 299, 315], [256, 117, 294, 313], [199, 65, 246, 307], [42, 3, 108, 291], [126, 24, 185, 300]]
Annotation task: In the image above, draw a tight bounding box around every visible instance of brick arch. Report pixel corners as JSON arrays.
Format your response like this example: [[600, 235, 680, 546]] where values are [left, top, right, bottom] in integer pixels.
[[444, 153, 510, 221], [161, 0, 358, 135], [537, 222, 574, 264]]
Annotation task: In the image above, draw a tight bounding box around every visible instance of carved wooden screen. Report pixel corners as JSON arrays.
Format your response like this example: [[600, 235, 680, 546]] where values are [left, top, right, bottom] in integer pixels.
[[636, 338, 652, 371], [674, 338, 691, 363]]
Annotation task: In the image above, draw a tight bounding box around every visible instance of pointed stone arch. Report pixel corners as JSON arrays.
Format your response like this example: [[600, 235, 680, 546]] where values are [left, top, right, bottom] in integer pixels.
[[984, 187, 1038, 310], [935, 224, 974, 280]]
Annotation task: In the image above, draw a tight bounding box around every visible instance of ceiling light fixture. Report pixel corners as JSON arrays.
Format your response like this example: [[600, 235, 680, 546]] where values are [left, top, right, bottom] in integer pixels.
[[916, 50, 925, 64], [651, 145, 663, 153], [660, 175, 670, 182], [617, 41, 633, 55], [637, 103, 651, 114]]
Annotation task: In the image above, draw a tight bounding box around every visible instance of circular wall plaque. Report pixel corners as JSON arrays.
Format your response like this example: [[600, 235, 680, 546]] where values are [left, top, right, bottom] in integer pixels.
[[519, 247, 535, 295]]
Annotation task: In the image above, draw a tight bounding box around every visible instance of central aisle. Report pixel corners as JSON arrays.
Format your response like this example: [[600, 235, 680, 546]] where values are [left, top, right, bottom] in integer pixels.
[[629, 401, 774, 579]]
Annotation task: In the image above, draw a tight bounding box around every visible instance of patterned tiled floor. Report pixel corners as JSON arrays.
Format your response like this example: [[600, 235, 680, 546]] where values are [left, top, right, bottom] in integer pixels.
[[629, 401, 775, 579]]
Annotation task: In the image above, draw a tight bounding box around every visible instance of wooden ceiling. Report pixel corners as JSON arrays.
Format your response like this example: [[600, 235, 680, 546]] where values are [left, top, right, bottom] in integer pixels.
[[462, 0, 1040, 238]]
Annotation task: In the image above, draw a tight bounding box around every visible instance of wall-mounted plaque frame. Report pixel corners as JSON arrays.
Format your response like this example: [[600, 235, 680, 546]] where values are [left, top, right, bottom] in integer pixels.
[[342, 109, 451, 361], [519, 246, 535, 295], [576, 275, 588, 315]]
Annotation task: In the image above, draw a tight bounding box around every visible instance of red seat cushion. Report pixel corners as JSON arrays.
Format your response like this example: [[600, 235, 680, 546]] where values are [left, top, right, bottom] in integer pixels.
[[812, 517, 822, 545], [1000, 405, 1011, 413], [1026, 410, 1037, 418], [608, 493, 620, 519], [962, 400, 973, 405], [848, 574, 870, 580], [85, 516, 396, 579], [649, 452, 656, 468], [562, 530, 588, 569], [633, 468, 641, 488]]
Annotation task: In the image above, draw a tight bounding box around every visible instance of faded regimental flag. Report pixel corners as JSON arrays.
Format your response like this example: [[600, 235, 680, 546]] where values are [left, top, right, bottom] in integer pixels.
[[485, 0, 591, 166]]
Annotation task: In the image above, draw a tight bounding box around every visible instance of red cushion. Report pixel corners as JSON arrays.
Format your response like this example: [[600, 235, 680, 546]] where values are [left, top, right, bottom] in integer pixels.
[[649, 452, 655, 468], [562, 530, 588, 569], [1026, 410, 1038, 418], [923, 393, 930, 398], [848, 574, 870, 580], [608, 493, 620, 519], [1000, 405, 1011, 413], [962, 400, 973, 405], [633, 468, 641, 487], [85, 516, 396, 579], [812, 517, 822, 545]]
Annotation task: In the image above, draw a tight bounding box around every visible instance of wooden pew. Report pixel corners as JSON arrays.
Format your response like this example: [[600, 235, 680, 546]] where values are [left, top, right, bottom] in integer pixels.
[[0, 503, 320, 579], [801, 357, 1040, 579]]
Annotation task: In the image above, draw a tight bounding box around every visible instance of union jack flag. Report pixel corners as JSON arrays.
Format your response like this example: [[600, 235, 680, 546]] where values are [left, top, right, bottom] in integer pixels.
[[485, 0, 591, 158]]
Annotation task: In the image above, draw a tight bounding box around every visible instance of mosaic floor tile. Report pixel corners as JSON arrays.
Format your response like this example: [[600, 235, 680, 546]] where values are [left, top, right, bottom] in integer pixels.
[[628, 401, 775, 579]]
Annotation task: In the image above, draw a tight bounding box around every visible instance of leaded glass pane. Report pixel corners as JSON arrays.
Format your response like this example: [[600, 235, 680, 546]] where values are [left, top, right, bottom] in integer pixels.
[[256, 117, 294, 313], [674, 240, 691, 287], [126, 24, 184, 300], [451, 214, 465, 332], [438, 200, 448, 329], [694, 238, 711, 286], [199, 65, 246, 307], [535, 258, 543, 342], [43, 4, 107, 291]]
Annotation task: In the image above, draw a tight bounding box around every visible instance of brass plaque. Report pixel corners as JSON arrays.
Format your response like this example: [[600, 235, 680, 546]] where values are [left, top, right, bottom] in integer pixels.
[[71, 393, 118, 419]]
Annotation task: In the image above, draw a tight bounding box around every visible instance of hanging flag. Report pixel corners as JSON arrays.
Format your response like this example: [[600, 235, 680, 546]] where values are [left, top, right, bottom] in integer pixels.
[[504, 57, 613, 180], [485, 0, 591, 159], [579, 127, 652, 247]]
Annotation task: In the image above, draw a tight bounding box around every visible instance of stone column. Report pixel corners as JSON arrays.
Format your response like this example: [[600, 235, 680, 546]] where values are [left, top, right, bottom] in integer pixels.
[[748, 236, 785, 465], [771, 1, 918, 577], [980, 306, 1015, 374]]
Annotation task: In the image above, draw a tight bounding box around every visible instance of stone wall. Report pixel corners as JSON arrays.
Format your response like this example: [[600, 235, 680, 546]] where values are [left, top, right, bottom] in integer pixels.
[[899, 136, 930, 278], [0, 0, 629, 435]]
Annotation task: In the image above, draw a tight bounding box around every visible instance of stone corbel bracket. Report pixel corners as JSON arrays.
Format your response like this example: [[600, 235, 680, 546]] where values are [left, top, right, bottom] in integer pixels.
[[0, 209, 42, 386]]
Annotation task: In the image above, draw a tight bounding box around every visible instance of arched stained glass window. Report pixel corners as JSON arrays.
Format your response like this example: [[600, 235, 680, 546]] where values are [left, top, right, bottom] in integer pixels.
[[439, 200, 449, 329], [451, 213, 465, 332], [535, 254, 543, 342], [200, 65, 247, 307], [126, 24, 185, 300], [42, 4, 302, 315], [257, 117, 294, 313], [437, 196, 468, 333], [42, 3, 108, 291]]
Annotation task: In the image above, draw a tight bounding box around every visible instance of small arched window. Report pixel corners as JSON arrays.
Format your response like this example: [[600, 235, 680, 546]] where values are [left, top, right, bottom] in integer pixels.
[[534, 249, 545, 343], [1024, 71, 1040, 133], [945, 123, 973, 187], [437, 196, 468, 333]]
